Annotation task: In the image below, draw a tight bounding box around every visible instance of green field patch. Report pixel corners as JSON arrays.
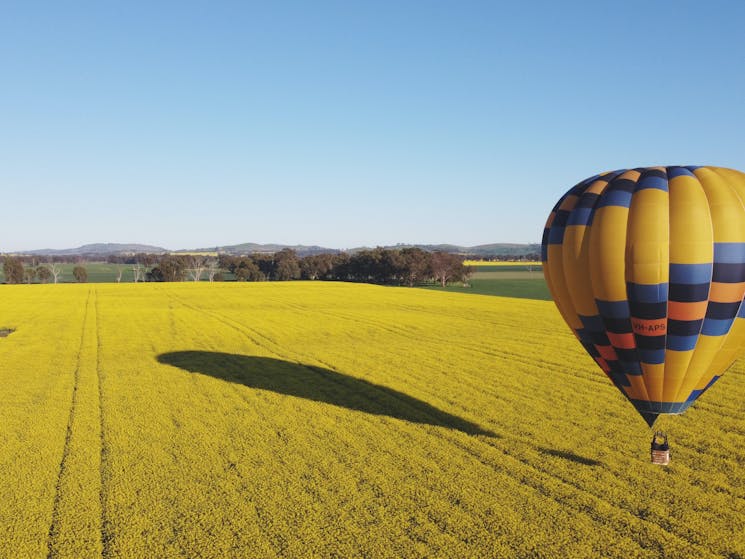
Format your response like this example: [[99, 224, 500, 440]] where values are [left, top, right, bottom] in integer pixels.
[[466, 265, 543, 273], [423, 279, 551, 299], [0, 262, 136, 283], [470, 270, 544, 279], [422, 270, 551, 300]]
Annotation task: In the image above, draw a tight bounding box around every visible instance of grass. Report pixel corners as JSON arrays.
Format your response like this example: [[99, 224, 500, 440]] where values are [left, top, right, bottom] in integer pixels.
[[463, 260, 542, 268], [0, 282, 743, 557], [0, 262, 135, 283], [465, 264, 543, 272], [423, 269, 551, 300]]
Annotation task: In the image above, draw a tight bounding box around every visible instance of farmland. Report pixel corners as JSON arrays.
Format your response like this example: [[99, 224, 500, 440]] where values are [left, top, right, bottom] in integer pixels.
[[1, 282, 744, 558], [0, 262, 136, 284], [1, 259, 553, 300], [424, 263, 550, 299]]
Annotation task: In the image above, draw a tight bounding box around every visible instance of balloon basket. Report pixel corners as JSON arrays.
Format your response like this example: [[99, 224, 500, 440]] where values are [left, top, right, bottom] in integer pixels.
[[650, 431, 670, 466]]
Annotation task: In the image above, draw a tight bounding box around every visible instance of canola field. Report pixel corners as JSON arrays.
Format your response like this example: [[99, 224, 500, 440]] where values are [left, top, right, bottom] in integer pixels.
[[0, 282, 744, 558]]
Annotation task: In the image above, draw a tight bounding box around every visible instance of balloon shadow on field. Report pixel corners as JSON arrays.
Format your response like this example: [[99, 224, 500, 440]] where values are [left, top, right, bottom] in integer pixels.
[[538, 447, 602, 467], [157, 351, 494, 437]]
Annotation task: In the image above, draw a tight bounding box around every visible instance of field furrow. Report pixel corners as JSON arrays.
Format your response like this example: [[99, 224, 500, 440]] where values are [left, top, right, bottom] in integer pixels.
[[46, 289, 104, 558], [0, 286, 89, 557], [96, 291, 115, 559]]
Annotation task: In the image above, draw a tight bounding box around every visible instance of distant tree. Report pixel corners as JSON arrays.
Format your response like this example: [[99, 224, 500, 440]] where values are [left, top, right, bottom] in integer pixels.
[[206, 260, 221, 282], [218, 254, 239, 273], [345, 250, 378, 282], [430, 252, 467, 287], [274, 249, 301, 281], [234, 258, 264, 281], [24, 266, 37, 284], [132, 264, 145, 283], [400, 248, 432, 286], [380, 249, 405, 284], [157, 255, 188, 282], [253, 254, 276, 279], [72, 266, 88, 283], [300, 253, 337, 280], [135, 253, 158, 267], [46, 263, 63, 284], [147, 266, 164, 282], [328, 253, 351, 281], [343, 248, 402, 284], [3, 257, 24, 284], [322, 253, 341, 279], [457, 263, 474, 285], [116, 266, 124, 283], [37, 266, 53, 283], [187, 256, 206, 282]]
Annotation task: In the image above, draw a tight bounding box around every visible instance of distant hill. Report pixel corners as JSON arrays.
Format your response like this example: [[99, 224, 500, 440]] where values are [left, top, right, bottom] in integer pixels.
[[23, 243, 168, 256], [182, 243, 339, 257], [9, 242, 540, 258], [350, 243, 541, 257], [189, 242, 540, 257]]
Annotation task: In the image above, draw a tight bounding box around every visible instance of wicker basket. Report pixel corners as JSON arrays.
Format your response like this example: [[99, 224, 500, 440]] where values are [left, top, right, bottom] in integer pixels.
[[651, 449, 670, 465], [650, 431, 670, 465]]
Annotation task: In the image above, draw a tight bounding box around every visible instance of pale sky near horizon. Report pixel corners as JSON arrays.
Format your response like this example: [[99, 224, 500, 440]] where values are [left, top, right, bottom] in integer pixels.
[[2, 1, 744, 252]]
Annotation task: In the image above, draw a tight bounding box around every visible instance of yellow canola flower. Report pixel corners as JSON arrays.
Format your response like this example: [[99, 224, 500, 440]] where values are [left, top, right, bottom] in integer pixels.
[[0, 282, 743, 558]]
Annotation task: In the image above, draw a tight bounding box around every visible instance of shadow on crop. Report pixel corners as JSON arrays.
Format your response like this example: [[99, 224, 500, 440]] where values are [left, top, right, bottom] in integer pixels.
[[538, 447, 602, 466], [157, 351, 493, 437]]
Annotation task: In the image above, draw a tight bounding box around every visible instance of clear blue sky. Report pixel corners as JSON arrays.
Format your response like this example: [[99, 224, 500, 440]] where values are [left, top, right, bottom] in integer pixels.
[[2, 1, 744, 251]]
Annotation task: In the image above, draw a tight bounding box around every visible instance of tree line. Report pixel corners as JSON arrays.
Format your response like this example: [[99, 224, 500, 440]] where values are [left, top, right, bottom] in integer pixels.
[[2, 248, 471, 286], [1, 258, 87, 284], [218, 248, 470, 286]]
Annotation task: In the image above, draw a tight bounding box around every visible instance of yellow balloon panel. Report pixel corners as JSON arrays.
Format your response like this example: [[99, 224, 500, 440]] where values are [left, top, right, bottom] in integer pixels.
[[542, 166, 745, 426]]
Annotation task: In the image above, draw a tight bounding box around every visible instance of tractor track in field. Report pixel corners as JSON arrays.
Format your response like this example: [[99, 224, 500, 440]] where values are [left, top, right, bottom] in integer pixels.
[[230, 292, 576, 384], [159, 288, 366, 383], [207, 291, 585, 425], [155, 288, 291, 556], [157, 287, 287, 358], [434, 427, 721, 558], [95, 290, 115, 558], [206, 291, 507, 393], [46, 290, 91, 559]]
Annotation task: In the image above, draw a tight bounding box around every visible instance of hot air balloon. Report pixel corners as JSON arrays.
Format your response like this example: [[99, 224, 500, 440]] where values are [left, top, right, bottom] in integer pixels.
[[542, 166, 745, 442]]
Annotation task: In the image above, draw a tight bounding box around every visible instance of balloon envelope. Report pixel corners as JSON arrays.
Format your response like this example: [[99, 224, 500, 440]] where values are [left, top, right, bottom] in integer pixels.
[[542, 166, 745, 426]]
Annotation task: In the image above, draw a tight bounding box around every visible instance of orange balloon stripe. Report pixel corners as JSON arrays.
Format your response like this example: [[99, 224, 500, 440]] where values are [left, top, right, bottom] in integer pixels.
[[708, 281, 745, 303], [596, 344, 619, 361], [606, 332, 636, 349], [594, 356, 611, 373], [667, 300, 709, 321]]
